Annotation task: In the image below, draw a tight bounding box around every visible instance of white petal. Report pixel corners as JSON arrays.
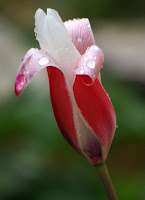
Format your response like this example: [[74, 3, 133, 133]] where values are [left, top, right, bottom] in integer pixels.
[[35, 8, 80, 82]]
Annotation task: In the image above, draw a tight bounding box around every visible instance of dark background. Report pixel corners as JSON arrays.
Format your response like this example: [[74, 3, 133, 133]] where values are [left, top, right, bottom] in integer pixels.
[[0, 0, 145, 199]]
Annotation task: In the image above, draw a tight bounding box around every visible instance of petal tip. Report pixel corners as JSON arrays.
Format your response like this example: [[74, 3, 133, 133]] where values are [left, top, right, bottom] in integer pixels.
[[15, 74, 25, 97], [35, 8, 46, 21], [15, 84, 22, 97]]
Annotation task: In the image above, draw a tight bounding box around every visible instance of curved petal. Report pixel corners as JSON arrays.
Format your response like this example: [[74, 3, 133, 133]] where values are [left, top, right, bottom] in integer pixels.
[[76, 45, 104, 85], [64, 18, 95, 54], [15, 48, 58, 97], [73, 75, 116, 161]]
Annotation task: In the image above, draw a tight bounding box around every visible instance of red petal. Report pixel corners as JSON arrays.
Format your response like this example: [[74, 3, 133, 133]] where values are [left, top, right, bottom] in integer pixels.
[[47, 67, 79, 152], [73, 75, 116, 159]]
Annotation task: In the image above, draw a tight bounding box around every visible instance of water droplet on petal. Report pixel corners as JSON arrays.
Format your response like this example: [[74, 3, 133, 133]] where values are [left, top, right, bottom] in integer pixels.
[[80, 69, 85, 74], [87, 51, 91, 55], [34, 28, 39, 41], [107, 93, 111, 100], [116, 125, 118, 128], [38, 57, 49, 66], [20, 82, 24, 86], [77, 37, 82, 43], [87, 60, 96, 69], [93, 46, 99, 51], [67, 20, 72, 24], [84, 57, 88, 61], [87, 24, 90, 28]]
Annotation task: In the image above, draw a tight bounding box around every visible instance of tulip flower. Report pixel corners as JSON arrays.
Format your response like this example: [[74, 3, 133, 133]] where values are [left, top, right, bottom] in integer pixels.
[[15, 8, 118, 199], [15, 8, 116, 165]]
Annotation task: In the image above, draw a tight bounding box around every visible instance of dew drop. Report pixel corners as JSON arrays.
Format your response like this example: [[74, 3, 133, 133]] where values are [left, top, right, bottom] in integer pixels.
[[34, 28, 39, 41], [84, 57, 88, 61], [38, 57, 49, 66], [87, 24, 90, 28], [116, 125, 118, 128], [87, 60, 96, 69], [93, 46, 99, 51], [80, 69, 85, 74], [77, 37, 82, 43], [107, 93, 111, 100], [34, 30, 37, 37], [67, 20, 70, 23], [20, 81, 24, 86]]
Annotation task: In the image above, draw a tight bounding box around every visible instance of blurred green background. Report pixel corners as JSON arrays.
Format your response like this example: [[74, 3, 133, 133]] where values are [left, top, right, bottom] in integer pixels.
[[0, 0, 145, 199]]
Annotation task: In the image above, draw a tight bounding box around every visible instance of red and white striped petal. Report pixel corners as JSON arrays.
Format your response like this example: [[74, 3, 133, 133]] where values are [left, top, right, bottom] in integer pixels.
[[73, 75, 116, 163]]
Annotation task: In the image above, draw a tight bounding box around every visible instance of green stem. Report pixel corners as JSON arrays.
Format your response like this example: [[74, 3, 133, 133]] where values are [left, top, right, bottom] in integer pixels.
[[96, 162, 118, 200]]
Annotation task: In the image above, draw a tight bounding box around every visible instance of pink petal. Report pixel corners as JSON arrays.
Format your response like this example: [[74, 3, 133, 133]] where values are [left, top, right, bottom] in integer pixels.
[[76, 45, 104, 85], [15, 48, 57, 97], [64, 18, 95, 55], [73, 75, 116, 162]]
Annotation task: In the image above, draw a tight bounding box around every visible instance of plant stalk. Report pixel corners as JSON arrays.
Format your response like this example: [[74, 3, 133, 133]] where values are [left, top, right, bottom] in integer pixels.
[[96, 162, 118, 200]]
